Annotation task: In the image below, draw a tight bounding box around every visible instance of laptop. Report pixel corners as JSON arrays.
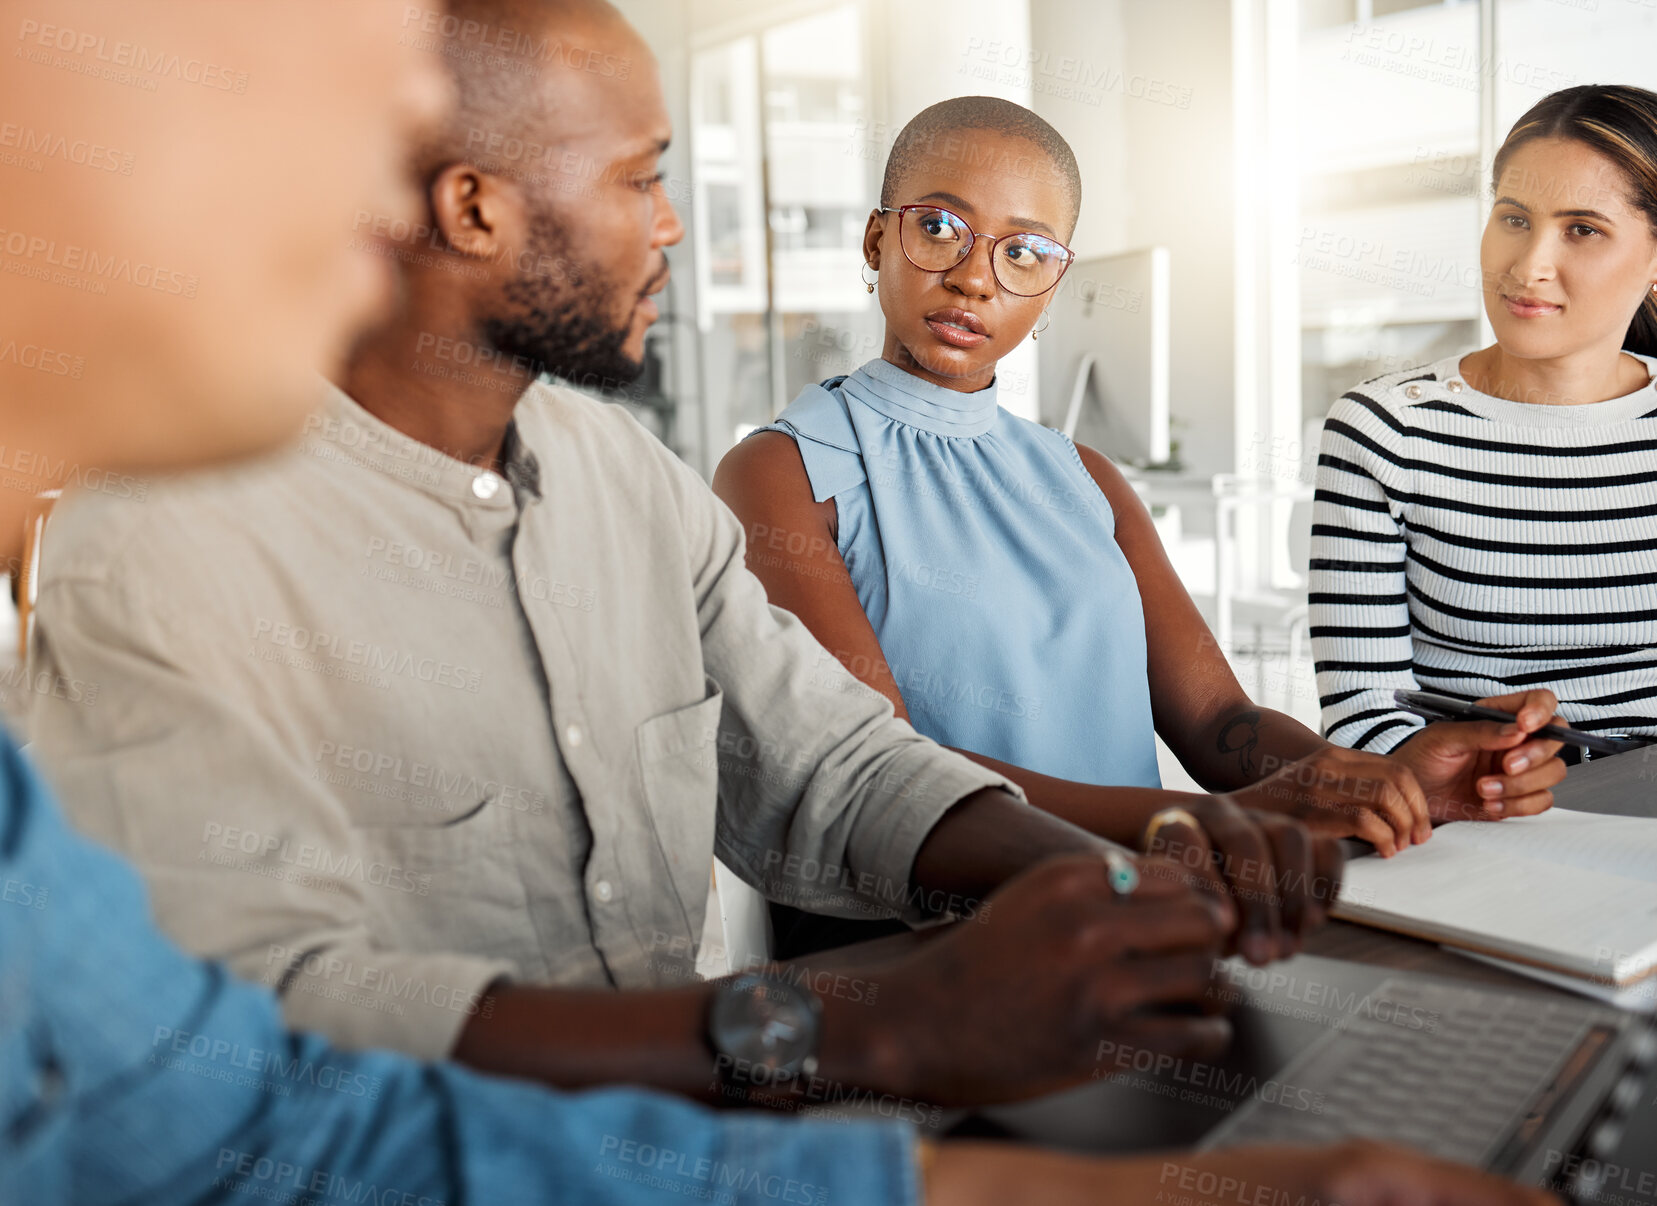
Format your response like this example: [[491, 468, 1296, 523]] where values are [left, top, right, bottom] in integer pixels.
[[976, 955, 1655, 1197], [1196, 972, 1655, 1191], [983, 759, 1657, 1191]]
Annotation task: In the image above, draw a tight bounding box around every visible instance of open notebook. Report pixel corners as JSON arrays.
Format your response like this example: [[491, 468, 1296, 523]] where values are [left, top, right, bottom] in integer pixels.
[[1333, 808, 1657, 990]]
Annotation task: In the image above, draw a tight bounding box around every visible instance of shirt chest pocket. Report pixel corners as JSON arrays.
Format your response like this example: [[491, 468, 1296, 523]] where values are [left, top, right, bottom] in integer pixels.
[[352, 799, 530, 957], [635, 677, 724, 933]]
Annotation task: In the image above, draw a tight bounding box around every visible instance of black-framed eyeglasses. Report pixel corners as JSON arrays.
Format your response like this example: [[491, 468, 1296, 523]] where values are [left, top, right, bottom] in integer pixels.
[[876, 204, 1073, 297]]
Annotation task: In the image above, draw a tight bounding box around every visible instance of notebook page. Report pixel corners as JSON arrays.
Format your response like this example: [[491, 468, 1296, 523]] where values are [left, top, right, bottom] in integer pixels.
[[1335, 836, 1657, 983], [1421, 808, 1657, 884]]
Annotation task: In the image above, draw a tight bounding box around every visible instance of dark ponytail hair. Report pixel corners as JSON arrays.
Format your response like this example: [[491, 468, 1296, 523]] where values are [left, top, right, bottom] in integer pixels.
[[1493, 84, 1657, 358]]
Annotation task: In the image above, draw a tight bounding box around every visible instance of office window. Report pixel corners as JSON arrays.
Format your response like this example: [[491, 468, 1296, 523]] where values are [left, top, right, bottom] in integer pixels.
[[1290, 0, 1657, 426], [1218, 0, 1657, 727], [1296, 0, 1481, 422], [1492, 0, 1657, 133], [1302, 0, 1472, 33], [689, 4, 878, 452]]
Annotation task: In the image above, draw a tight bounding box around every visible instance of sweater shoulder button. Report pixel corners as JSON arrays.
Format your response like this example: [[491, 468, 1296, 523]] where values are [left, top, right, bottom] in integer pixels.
[[1403, 383, 1423, 400]]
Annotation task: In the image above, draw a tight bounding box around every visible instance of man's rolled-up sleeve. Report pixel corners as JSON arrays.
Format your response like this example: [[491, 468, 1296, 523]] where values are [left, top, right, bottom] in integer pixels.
[[665, 453, 1024, 922], [26, 566, 515, 1060]]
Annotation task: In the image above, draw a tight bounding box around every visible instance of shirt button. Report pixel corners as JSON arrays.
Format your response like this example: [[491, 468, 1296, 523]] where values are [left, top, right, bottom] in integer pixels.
[[472, 472, 502, 500], [594, 879, 613, 902], [1403, 384, 1423, 400], [565, 723, 584, 748], [1447, 379, 1465, 393]]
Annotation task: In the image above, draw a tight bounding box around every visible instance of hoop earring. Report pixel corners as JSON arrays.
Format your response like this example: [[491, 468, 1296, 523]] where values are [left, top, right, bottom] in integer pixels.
[[861, 262, 878, 294], [1031, 311, 1051, 341]]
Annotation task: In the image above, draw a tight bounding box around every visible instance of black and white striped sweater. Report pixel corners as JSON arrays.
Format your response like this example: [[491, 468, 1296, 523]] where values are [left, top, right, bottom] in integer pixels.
[[1311, 351, 1657, 752]]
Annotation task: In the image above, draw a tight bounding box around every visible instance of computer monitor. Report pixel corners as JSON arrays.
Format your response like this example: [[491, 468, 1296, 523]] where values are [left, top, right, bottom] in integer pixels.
[[1038, 247, 1171, 468]]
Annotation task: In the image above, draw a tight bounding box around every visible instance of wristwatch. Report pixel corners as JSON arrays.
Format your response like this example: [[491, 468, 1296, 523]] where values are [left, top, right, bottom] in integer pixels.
[[706, 970, 823, 1091]]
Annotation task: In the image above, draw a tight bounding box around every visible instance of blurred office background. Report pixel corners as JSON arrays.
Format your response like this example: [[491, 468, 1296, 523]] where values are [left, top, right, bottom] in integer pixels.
[[5, 0, 1655, 785]]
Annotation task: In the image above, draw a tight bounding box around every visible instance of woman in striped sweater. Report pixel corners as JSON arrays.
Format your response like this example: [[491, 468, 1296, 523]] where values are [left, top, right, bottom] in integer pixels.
[[1315, 84, 1657, 762]]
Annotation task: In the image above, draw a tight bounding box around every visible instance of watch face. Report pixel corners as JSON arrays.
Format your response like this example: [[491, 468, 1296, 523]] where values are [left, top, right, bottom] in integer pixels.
[[710, 974, 821, 1078]]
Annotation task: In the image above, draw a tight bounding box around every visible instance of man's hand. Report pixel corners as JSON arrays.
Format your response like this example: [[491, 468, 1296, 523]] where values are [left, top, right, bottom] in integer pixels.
[[1141, 798, 1345, 966], [1391, 689, 1567, 822], [859, 852, 1235, 1106], [1224, 744, 1430, 856]]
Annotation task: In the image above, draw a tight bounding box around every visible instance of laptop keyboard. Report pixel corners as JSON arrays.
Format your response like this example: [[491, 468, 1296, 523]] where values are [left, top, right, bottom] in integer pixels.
[[1201, 977, 1603, 1164]]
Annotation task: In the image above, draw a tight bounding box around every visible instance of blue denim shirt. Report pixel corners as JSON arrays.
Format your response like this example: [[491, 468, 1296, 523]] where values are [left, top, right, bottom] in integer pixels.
[[0, 729, 919, 1205]]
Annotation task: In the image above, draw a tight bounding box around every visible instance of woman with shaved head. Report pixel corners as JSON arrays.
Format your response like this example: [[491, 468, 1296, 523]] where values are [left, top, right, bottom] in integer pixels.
[[717, 96, 1569, 963]]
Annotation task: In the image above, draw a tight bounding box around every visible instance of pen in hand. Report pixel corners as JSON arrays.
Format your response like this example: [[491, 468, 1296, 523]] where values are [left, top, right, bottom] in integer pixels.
[[1392, 690, 1629, 756]]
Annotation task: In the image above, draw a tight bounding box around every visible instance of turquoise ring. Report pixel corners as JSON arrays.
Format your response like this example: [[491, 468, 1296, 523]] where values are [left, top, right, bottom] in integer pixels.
[[1103, 848, 1139, 897]]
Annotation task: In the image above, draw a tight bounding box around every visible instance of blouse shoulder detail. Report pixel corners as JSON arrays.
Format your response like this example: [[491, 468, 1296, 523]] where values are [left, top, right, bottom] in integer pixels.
[[751, 381, 869, 503]]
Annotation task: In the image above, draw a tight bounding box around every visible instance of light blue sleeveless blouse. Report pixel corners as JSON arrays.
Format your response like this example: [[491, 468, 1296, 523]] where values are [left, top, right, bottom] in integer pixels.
[[755, 357, 1161, 788]]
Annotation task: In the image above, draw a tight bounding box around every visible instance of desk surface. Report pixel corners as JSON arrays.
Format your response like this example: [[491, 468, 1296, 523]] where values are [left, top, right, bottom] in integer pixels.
[[968, 758, 1657, 1173]]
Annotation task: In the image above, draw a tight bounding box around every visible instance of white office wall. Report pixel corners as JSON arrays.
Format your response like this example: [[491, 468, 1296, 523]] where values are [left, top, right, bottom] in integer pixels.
[[1028, 1, 1237, 483], [1119, 1, 1236, 483], [1027, 0, 1129, 259]]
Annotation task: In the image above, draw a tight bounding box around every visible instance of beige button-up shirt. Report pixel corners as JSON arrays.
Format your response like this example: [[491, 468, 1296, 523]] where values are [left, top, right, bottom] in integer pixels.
[[28, 381, 1016, 1059]]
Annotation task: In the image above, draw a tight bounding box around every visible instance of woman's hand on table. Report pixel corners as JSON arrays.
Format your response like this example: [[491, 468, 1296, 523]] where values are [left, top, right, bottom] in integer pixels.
[[1222, 743, 1430, 856]]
